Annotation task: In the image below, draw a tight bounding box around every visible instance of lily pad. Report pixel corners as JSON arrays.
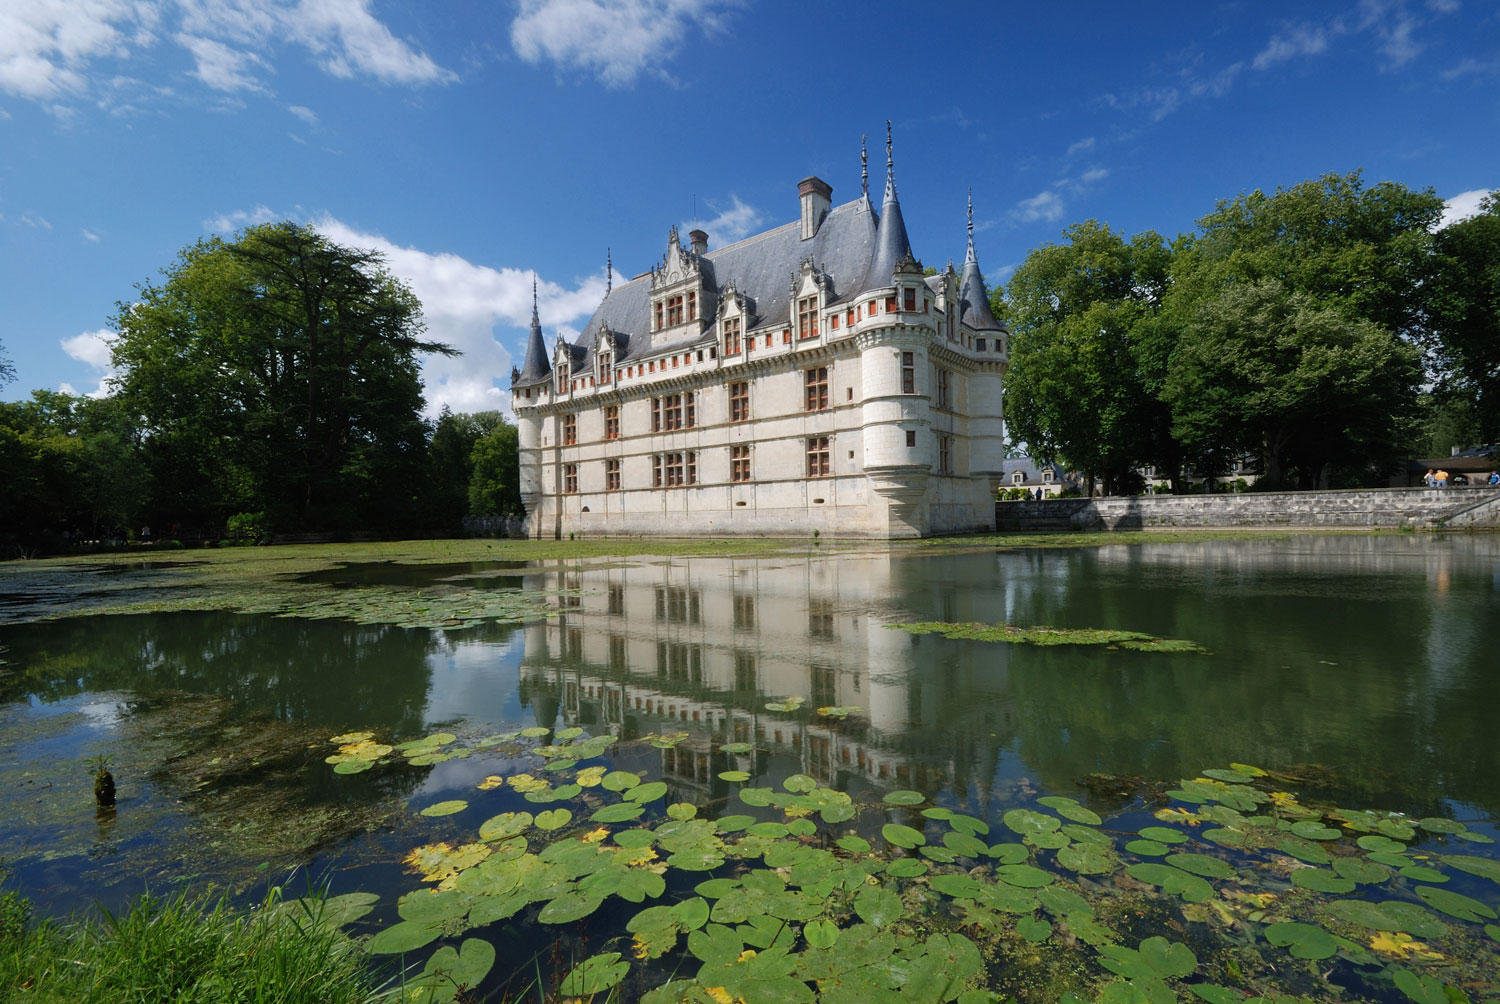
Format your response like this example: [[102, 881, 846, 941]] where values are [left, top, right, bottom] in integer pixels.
[[1057, 842, 1115, 876], [534, 808, 572, 830], [837, 835, 871, 854], [882, 823, 926, 849], [421, 938, 496, 993], [1165, 853, 1235, 880], [419, 799, 468, 818], [718, 770, 751, 782], [1415, 884, 1497, 922], [367, 919, 443, 954], [883, 789, 925, 805], [1037, 796, 1102, 825], [1137, 826, 1188, 845], [1264, 921, 1337, 960], [1004, 809, 1061, 838], [1290, 867, 1356, 894], [559, 952, 631, 996]]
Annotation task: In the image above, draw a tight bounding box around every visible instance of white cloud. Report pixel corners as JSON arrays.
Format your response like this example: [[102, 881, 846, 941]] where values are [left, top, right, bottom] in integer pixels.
[[1079, 167, 1110, 185], [283, 0, 454, 84], [22, 213, 53, 229], [1010, 190, 1064, 225], [1253, 22, 1328, 70], [1439, 188, 1492, 228], [82, 227, 101, 242], [681, 195, 763, 250], [311, 216, 607, 416], [1066, 136, 1096, 157], [204, 203, 280, 231], [288, 102, 317, 125], [511, 0, 740, 88], [1, 0, 450, 106], [1442, 56, 1498, 78], [61, 328, 118, 397], [176, 33, 268, 91]]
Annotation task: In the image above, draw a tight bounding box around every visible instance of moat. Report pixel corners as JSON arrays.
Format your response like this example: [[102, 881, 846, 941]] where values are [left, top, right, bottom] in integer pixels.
[[2, 533, 1497, 1002]]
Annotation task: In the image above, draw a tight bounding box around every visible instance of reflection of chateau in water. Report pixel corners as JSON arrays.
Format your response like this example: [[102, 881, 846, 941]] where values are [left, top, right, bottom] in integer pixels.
[[516, 555, 1017, 799]]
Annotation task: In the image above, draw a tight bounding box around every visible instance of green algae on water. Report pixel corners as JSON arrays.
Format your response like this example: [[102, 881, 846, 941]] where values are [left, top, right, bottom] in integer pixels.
[[888, 620, 1210, 653]]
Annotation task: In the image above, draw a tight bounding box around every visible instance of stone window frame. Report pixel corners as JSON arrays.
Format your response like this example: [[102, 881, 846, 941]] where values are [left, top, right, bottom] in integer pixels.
[[901, 352, 915, 395], [730, 444, 751, 482], [604, 405, 620, 440], [563, 413, 577, 445], [797, 295, 819, 340], [805, 366, 829, 412], [564, 463, 578, 494], [723, 316, 741, 356], [935, 368, 951, 410], [605, 458, 621, 491], [729, 381, 750, 422], [806, 436, 831, 478], [937, 433, 952, 475]]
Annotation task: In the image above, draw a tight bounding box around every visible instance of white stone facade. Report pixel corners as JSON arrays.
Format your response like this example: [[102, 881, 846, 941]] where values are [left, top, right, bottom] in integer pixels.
[[511, 144, 1009, 539]]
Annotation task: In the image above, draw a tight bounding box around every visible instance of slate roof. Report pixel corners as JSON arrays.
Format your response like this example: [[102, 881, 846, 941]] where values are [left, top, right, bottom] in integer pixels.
[[566, 196, 883, 374], [516, 151, 1008, 385], [514, 293, 552, 387]]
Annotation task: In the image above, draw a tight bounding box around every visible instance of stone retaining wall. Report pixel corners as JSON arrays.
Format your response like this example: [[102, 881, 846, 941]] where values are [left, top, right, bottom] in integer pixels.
[[996, 486, 1500, 532]]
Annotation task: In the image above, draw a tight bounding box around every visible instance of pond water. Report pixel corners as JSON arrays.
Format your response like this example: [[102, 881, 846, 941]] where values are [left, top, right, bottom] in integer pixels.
[[2, 533, 1498, 1002]]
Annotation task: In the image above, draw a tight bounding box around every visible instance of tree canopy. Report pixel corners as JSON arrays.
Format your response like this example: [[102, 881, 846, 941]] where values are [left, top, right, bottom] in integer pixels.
[[111, 221, 455, 534], [1002, 171, 1457, 490], [1424, 192, 1500, 442]]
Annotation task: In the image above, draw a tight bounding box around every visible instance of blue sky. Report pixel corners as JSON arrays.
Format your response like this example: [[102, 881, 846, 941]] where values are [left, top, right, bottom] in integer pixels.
[[2, 0, 1496, 416]]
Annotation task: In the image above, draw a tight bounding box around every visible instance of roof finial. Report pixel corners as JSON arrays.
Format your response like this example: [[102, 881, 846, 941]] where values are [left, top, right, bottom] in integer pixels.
[[884, 119, 897, 201], [966, 187, 976, 263], [531, 273, 538, 318], [606, 248, 612, 294], [860, 134, 868, 200]]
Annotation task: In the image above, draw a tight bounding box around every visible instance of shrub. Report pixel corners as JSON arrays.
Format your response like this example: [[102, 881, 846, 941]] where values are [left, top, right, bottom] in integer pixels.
[[225, 512, 267, 546]]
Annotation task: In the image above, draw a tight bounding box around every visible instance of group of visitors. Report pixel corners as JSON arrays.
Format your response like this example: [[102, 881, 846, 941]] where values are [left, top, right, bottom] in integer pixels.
[[1425, 469, 1500, 486]]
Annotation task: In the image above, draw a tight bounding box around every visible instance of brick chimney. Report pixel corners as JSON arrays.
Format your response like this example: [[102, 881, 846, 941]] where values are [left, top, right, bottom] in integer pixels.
[[688, 229, 708, 255], [798, 176, 832, 240]]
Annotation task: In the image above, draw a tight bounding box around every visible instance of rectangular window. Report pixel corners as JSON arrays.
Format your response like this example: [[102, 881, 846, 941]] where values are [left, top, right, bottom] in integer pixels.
[[903, 288, 916, 312], [686, 451, 697, 485], [797, 295, 819, 339], [901, 352, 915, 394], [652, 455, 663, 487], [806, 436, 831, 477], [783, 329, 791, 345], [936, 368, 951, 410], [905, 429, 916, 448], [687, 291, 696, 322], [651, 397, 661, 432], [938, 433, 952, 474], [685, 391, 696, 428], [830, 315, 839, 330], [731, 444, 751, 482], [885, 295, 898, 312], [564, 463, 578, 493], [604, 405, 619, 440], [605, 458, 621, 491], [563, 413, 577, 445], [729, 381, 749, 422], [976, 337, 987, 352], [723, 316, 741, 355], [662, 452, 685, 486], [805, 366, 829, 412], [660, 394, 684, 430], [847, 308, 855, 326], [666, 295, 684, 327], [733, 594, 755, 631]]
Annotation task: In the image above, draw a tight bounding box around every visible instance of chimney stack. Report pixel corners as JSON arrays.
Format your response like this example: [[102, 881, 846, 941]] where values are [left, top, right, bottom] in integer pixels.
[[689, 229, 708, 255], [798, 176, 832, 240]]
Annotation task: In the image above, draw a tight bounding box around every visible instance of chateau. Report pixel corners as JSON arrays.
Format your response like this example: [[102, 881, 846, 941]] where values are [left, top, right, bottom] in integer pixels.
[[510, 130, 1009, 539]]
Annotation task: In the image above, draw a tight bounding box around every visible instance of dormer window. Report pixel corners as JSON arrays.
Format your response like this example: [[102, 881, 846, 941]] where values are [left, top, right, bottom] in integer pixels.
[[797, 296, 818, 339], [724, 316, 741, 356], [1043, 469, 1054, 484], [667, 295, 684, 327], [597, 345, 612, 382]]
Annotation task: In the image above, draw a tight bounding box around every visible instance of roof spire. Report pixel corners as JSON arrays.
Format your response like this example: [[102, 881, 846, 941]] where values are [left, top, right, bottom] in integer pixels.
[[884, 119, 897, 201], [606, 248, 612, 294], [959, 195, 1005, 333], [515, 270, 552, 385], [866, 120, 913, 286], [860, 134, 868, 200], [966, 187, 976, 264]]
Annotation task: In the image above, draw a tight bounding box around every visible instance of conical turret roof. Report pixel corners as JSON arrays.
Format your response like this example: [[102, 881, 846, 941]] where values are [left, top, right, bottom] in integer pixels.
[[960, 191, 1005, 332], [514, 276, 552, 385], [866, 122, 914, 288]]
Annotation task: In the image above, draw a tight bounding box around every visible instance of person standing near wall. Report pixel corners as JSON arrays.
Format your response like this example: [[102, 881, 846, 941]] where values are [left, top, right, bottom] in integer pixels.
[[1435, 468, 1450, 488]]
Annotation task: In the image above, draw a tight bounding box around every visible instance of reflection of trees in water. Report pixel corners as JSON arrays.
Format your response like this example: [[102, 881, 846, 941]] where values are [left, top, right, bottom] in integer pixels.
[[2, 612, 446, 738]]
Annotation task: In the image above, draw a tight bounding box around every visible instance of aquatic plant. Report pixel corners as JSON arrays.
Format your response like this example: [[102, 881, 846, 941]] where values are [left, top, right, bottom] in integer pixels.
[[889, 621, 1210, 653], [86, 751, 116, 808], [321, 721, 1500, 1003]]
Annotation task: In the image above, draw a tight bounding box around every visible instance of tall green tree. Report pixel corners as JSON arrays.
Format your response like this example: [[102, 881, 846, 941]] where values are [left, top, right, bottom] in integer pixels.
[[427, 408, 506, 531], [1425, 192, 1500, 442], [1164, 172, 1444, 484], [1164, 281, 1421, 486], [468, 420, 521, 518], [0, 336, 14, 386], [111, 222, 453, 534], [1001, 221, 1177, 492]]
